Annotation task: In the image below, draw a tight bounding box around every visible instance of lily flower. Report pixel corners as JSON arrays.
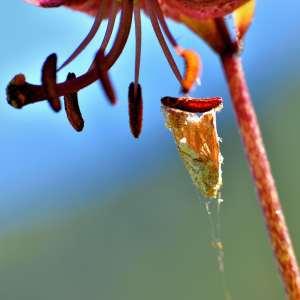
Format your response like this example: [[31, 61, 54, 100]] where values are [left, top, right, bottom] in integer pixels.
[[7, 0, 253, 136]]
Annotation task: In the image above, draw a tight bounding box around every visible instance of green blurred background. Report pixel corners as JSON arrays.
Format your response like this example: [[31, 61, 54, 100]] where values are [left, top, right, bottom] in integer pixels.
[[0, 1, 299, 299]]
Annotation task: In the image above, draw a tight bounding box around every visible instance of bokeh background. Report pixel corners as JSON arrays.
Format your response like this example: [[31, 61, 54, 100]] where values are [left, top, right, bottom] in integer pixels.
[[1, 1, 300, 299]]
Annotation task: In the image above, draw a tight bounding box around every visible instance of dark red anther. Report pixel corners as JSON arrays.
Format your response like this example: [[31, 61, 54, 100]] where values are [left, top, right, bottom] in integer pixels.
[[94, 49, 117, 105], [41, 53, 61, 112], [64, 73, 84, 132], [128, 82, 143, 138], [161, 96, 222, 113]]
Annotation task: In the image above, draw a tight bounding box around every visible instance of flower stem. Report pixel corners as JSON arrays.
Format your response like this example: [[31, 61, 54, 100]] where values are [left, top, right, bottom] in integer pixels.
[[221, 53, 300, 299]]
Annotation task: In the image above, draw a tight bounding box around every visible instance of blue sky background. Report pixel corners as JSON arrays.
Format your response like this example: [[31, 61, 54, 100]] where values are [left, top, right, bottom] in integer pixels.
[[1, 0, 300, 231]]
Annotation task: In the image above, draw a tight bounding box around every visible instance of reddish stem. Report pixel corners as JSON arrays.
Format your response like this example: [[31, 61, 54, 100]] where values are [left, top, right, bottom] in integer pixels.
[[221, 53, 300, 299]]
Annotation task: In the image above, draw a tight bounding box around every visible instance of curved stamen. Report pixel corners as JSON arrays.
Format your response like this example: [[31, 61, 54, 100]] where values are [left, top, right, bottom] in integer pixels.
[[58, 0, 108, 71], [148, 0, 200, 93], [94, 49, 116, 104], [148, 0, 178, 49], [8, 0, 198, 111], [99, 0, 119, 52], [87, 1, 118, 73], [145, 0, 182, 83], [88, 0, 133, 71], [134, 5, 142, 95], [7, 0, 134, 107], [97, 0, 133, 70]]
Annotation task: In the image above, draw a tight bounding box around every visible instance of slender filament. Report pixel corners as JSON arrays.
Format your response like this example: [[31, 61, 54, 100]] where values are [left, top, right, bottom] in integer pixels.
[[145, 0, 182, 83], [134, 5, 142, 95], [58, 0, 108, 70], [99, 1, 119, 52]]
